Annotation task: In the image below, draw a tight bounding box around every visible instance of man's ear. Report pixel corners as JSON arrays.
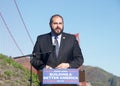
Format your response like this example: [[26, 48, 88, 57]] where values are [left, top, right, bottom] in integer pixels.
[[49, 23, 52, 28]]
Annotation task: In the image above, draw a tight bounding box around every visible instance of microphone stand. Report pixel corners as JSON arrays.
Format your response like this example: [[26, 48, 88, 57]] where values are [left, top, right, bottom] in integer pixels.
[[14, 54, 34, 86], [14, 51, 52, 86], [29, 55, 33, 86]]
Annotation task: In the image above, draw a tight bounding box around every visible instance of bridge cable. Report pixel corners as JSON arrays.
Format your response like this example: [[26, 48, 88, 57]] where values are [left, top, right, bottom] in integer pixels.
[[14, 0, 34, 45], [0, 12, 24, 55]]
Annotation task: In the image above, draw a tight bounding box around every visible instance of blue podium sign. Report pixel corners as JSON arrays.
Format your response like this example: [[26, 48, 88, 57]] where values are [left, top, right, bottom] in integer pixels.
[[43, 69, 79, 84]]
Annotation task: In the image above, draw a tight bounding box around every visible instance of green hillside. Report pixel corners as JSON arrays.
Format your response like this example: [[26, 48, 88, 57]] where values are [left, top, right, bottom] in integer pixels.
[[83, 66, 120, 86], [0, 54, 39, 86]]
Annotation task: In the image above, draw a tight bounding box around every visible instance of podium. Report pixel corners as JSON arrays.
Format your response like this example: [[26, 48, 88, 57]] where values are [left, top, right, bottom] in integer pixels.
[[37, 69, 85, 86]]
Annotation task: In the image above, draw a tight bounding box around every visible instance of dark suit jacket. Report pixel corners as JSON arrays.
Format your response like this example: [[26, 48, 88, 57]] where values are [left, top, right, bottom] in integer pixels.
[[31, 32, 84, 70]]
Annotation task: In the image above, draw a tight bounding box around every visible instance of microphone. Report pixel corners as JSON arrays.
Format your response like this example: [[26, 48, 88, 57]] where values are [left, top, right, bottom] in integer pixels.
[[13, 51, 52, 59], [32, 51, 52, 57]]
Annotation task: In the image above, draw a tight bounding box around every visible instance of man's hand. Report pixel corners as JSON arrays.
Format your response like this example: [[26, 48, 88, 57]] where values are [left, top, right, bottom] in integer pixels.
[[56, 63, 70, 69], [45, 65, 52, 69]]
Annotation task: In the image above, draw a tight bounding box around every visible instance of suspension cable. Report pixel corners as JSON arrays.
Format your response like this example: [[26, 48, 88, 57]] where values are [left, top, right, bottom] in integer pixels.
[[14, 0, 34, 45], [0, 12, 24, 55]]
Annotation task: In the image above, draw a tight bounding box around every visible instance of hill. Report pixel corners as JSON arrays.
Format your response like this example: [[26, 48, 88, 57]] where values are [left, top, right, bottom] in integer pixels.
[[0, 54, 39, 86], [82, 66, 120, 86]]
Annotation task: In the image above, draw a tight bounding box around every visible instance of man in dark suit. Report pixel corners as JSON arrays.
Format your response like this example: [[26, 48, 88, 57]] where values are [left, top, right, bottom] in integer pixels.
[[31, 14, 84, 86]]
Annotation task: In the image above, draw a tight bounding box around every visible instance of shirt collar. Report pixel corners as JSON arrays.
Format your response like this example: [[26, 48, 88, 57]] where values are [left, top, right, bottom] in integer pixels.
[[51, 32, 62, 39]]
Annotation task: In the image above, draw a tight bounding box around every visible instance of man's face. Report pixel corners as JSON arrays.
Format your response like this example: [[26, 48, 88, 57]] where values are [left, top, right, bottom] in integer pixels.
[[50, 16, 64, 35]]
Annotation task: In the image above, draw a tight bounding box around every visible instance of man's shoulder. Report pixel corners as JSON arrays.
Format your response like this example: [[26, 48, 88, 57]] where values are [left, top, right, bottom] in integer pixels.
[[36, 33, 51, 41], [63, 32, 75, 38], [37, 32, 51, 38]]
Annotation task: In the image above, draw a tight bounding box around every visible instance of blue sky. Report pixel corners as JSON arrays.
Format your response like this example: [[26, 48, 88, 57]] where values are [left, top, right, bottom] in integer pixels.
[[0, 0, 120, 76]]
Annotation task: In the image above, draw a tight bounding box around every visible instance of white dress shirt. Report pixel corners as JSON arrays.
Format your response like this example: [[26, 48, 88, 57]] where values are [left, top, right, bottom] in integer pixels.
[[51, 34, 62, 47]]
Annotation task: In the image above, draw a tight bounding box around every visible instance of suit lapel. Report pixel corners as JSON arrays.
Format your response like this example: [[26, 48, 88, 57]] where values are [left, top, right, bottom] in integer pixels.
[[47, 33, 53, 51], [58, 33, 66, 59]]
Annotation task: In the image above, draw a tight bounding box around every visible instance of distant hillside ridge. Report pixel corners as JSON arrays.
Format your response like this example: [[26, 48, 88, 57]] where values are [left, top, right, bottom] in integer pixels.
[[82, 65, 120, 86]]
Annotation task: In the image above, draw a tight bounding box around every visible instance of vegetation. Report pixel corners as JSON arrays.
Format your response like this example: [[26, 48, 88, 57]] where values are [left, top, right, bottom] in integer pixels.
[[83, 66, 120, 86], [0, 54, 120, 86], [0, 54, 39, 86]]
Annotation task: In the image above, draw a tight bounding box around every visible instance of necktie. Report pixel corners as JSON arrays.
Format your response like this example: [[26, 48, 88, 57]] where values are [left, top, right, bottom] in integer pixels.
[[54, 36, 59, 57]]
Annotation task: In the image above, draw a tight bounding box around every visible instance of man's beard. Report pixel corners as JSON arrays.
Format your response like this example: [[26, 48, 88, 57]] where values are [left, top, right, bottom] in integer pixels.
[[51, 27, 64, 36]]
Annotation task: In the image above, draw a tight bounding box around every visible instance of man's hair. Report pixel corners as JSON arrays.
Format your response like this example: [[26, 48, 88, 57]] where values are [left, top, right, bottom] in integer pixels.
[[49, 14, 64, 25]]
